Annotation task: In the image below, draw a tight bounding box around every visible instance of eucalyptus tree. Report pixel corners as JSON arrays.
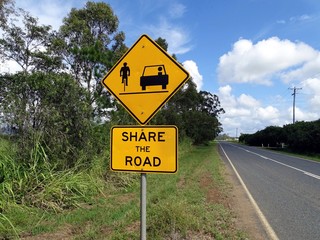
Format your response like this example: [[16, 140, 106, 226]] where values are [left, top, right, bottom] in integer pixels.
[[0, 5, 64, 134], [198, 91, 225, 117], [155, 37, 168, 51], [0, 0, 14, 28], [55, 1, 127, 119], [0, 5, 94, 167], [0, 8, 60, 73], [0, 72, 93, 167]]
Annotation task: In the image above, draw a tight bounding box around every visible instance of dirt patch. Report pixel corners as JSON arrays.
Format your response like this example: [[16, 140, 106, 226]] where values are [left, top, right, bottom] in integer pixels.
[[125, 220, 139, 233], [219, 147, 269, 240], [177, 176, 186, 189], [115, 192, 136, 203], [21, 224, 73, 240], [200, 172, 225, 205], [100, 225, 113, 236]]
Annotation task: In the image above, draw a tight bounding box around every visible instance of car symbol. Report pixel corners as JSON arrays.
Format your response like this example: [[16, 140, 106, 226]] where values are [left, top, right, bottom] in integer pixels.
[[140, 65, 169, 90]]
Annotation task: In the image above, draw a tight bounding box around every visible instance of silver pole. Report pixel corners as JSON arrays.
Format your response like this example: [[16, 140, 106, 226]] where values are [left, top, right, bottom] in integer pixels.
[[293, 87, 296, 124], [140, 173, 147, 240]]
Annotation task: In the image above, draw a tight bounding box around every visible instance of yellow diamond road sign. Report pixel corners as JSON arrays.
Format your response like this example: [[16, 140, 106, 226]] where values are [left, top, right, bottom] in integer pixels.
[[111, 125, 178, 173], [101, 34, 190, 125]]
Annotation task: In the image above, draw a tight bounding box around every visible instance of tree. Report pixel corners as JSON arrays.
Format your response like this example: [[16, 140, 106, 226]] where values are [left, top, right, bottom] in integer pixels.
[[151, 80, 199, 129], [261, 126, 284, 147], [55, 1, 127, 118], [0, 72, 93, 168], [152, 79, 224, 144], [0, 0, 14, 28], [155, 37, 168, 51], [0, 3, 120, 167], [198, 91, 225, 117], [183, 110, 221, 144], [240, 120, 320, 153], [0, 8, 60, 73], [284, 120, 320, 153]]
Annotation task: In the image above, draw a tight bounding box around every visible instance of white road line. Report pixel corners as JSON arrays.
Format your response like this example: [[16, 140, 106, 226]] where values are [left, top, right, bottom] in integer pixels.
[[219, 143, 279, 240], [304, 172, 320, 180], [234, 145, 320, 181]]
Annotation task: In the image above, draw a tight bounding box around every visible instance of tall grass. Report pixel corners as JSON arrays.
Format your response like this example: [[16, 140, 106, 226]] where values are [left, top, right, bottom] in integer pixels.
[[0, 135, 107, 238], [1, 135, 107, 206], [0, 211, 19, 239], [1, 136, 246, 239]]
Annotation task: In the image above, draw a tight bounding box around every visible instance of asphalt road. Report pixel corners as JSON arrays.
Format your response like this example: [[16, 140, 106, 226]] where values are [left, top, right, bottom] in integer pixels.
[[218, 141, 320, 240]]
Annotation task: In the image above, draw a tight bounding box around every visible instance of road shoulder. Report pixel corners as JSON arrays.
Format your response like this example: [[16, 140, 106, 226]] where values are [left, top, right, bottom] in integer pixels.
[[219, 146, 269, 240]]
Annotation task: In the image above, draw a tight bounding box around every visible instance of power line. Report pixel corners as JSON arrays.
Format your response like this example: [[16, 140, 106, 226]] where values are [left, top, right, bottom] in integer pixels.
[[288, 87, 302, 124]]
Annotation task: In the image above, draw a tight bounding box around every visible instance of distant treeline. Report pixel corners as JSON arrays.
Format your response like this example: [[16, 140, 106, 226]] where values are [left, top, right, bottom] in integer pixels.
[[239, 119, 320, 154]]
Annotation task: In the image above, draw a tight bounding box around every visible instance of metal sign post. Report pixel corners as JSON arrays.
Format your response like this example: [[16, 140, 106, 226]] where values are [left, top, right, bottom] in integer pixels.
[[140, 173, 147, 240]]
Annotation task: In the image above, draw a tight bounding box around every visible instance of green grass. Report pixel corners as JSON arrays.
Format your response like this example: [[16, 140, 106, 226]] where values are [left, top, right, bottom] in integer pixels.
[[0, 138, 246, 239], [236, 140, 320, 163], [270, 148, 320, 163], [145, 141, 244, 239]]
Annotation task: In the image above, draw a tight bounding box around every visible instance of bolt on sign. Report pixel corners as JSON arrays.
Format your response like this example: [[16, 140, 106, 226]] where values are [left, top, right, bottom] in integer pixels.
[[110, 126, 178, 173], [101, 34, 190, 125]]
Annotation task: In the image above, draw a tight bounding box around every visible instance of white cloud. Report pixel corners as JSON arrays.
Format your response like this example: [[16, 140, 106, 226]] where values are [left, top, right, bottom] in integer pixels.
[[224, 108, 252, 118], [218, 81, 320, 136], [277, 14, 318, 26], [310, 95, 320, 108], [147, 18, 192, 55], [217, 85, 237, 108], [218, 37, 318, 85], [219, 84, 232, 95], [218, 85, 287, 136], [16, 0, 81, 30], [281, 53, 320, 83], [300, 77, 320, 110], [168, 2, 186, 19], [288, 107, 318, 123], [217, 37, 320, 136], [0, 60, 22, 73], [277, 20, 286, 24], [256, 106, 279, 120], [301, 77, 320, 94], [182, 60, 203, 91], [238, 94, 260, 108], [218, 83, 320, 136], [289, 14, 315, 24]]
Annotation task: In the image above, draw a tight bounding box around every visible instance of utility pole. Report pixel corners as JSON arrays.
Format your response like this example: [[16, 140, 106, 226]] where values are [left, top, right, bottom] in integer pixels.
[[289, 87, 302, 124]]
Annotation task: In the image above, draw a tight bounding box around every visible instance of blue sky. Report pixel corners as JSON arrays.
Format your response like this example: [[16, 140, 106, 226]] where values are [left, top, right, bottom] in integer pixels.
[[9, 0, 320, 136]]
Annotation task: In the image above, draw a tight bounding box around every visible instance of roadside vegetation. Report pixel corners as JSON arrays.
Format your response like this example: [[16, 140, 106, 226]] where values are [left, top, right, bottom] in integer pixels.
[[0, 1, 237, 239], [239, 120, 320, 159], [0, 137, 247, 239]]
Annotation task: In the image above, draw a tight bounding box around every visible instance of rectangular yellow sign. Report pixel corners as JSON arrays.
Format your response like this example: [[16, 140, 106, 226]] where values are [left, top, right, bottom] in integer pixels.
[[110, 125, 178, 173]]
